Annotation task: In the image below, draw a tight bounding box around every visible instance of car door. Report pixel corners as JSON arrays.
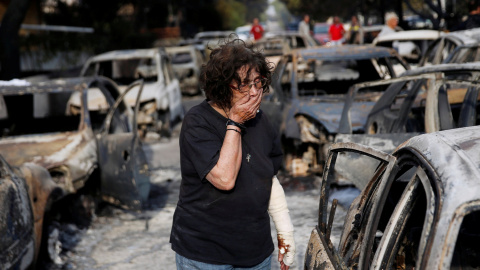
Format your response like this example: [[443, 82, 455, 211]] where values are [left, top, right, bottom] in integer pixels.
[[161, 53, 184, 122], [305, 142, 397, 269], [97, 80, 151, 210]]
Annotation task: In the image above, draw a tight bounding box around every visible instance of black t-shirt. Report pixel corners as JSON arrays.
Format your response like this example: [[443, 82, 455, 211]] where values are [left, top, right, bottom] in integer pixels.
[[170, 99, 283, 267]]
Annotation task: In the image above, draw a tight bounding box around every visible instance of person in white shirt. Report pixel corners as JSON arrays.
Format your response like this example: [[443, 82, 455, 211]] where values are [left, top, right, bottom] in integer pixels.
[[298, 14, 311, 36], [378, 12, 399, 37]]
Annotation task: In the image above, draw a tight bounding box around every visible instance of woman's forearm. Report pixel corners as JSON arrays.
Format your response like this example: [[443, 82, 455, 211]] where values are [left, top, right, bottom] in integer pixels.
[[206, 126, 242, 190]]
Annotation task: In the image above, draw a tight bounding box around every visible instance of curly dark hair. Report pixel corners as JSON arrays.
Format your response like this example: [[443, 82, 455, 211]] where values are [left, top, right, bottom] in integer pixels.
[[200, 37, 274, 110]]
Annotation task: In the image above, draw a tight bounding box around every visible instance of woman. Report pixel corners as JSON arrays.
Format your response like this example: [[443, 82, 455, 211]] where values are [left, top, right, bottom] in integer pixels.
[[170, 38, 295, 270]]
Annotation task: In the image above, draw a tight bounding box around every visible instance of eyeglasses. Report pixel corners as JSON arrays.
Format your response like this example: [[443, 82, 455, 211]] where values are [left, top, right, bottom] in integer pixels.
[[230, 77, 267, 93]]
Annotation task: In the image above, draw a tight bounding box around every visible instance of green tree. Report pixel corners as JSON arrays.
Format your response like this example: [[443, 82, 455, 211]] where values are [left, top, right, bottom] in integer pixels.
[[216, 0, 247, 30], [403, 0, 463, 30], [242, 0, 270, 23]]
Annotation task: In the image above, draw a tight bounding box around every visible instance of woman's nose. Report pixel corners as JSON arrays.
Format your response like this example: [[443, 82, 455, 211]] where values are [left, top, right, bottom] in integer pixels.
[[249, 85, 261, 95]]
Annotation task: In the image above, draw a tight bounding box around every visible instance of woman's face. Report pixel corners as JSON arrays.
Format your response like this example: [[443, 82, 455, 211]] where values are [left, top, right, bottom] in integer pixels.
[[230, 65, 263, 106]]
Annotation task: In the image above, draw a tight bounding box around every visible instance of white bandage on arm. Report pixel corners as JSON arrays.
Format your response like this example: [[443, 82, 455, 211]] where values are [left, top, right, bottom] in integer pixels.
[[268, 175, 295, 266]]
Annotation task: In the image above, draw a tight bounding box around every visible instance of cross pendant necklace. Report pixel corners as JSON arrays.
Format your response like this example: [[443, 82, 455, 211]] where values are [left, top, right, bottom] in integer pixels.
[[246, 153, 251, 162]]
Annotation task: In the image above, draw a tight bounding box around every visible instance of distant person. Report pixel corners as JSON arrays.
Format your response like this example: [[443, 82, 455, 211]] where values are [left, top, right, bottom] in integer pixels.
[[347, 15, 363, 44], [457, 0, 480, 30], [250, 18, 264, 41], [329, 16, 345, 46], [298, 14, 311, 35], [378, 12, 399, 37]]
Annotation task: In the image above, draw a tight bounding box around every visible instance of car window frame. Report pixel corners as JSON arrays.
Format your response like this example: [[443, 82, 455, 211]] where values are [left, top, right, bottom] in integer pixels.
[[372, 166, 436, 269], [338, 74, 432, 134], [441, 200, 480, 268], [317, 143, 397, 268]]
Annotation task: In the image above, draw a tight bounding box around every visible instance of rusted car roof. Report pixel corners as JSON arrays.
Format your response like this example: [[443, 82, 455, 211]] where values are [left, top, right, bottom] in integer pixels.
[[403, 62, 480, 77], [297, 45, 399, 61]]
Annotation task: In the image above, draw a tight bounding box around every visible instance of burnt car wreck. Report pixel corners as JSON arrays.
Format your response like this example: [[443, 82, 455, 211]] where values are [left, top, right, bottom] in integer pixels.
[[336, 63, 480, 154], [261, 45, 409, 177], [80, 48, 185, 138], [0, 77, 151, 266], [305, 126, 480, 270]]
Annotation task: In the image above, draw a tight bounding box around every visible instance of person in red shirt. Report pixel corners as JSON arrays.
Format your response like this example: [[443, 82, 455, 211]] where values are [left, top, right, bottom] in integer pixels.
[[329, 16, 345, 46], [250, 18, 264, 41]]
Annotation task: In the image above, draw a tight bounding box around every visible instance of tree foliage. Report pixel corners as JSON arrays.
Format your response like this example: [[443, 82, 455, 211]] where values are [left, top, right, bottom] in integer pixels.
[[279, 0, 364, 21], [216, 0, 247, 30], [2, 0, 270, 77], [403, 0, 465, 30]]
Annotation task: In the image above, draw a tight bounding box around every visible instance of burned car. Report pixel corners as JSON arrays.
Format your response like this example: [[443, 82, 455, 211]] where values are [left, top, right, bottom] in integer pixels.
[[262, 31, 320, 49], [337, 62, 480, 154], [443, 43, 480, 64], [418, 28, 480, 66], [372, 29, 442, 67], [0, 155, 57, 270], [260, 45, 409, 177], [182, 30, 236, 59], [0, 77, 150, 264], [165, 45, 205, 96], [80, 48, 184, 137], [305, 125, 480, 270], [252, 37, 292, 57]]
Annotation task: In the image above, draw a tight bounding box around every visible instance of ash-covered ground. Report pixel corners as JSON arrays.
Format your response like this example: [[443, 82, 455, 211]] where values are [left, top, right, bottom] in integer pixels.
[[40, 132, 359, 270]]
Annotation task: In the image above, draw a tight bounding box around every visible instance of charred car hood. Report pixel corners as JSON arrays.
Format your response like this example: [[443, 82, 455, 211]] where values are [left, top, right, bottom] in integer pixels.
[[0, 131, 93, 170]]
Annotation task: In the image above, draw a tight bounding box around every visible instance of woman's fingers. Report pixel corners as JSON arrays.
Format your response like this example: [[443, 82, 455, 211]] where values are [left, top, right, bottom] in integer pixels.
[[230, 91, 263, 123]]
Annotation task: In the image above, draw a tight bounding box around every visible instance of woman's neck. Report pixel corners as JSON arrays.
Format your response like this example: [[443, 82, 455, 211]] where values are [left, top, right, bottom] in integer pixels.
[[208, 101, 229, 119]]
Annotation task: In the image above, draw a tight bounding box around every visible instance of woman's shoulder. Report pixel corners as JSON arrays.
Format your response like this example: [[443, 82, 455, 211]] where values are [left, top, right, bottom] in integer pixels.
[[185, 99, 209, 116], [183, 100, 220, 126]]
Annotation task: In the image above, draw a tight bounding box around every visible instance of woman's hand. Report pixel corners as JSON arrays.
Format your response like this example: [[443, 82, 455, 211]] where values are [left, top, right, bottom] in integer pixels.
[[228, 91, 263, 124], [278, 252, 290, 270], [277, 232, 295, 270]]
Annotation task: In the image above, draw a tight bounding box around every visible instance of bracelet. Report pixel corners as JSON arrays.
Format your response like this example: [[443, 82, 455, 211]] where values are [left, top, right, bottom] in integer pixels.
[[226, 119, 246, 131], [226, 128, 242, 135]]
